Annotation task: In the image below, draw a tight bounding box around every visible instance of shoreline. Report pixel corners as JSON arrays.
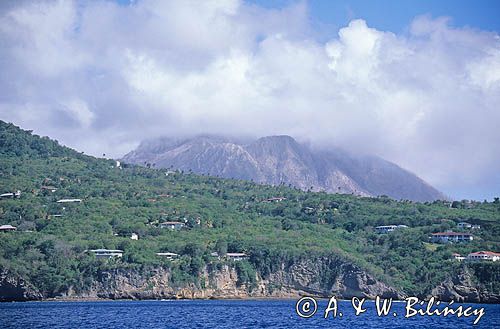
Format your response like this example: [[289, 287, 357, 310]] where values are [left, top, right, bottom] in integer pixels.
[[5, 296, 499, 305]]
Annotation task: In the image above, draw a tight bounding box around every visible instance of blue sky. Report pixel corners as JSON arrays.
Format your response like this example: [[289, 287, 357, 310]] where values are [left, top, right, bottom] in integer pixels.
[[250, 0, 500, 34]]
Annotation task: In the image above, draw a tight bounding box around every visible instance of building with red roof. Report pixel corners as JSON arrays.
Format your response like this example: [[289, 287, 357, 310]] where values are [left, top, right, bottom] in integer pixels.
[[467, 251, 500, 262]]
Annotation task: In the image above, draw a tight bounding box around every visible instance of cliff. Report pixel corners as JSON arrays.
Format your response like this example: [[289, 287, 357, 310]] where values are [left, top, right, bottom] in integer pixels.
[[0, 269, 43, 302], [1, 258, 403, 302], [2, 258, 498, 303], [430, 266, 500, 303]]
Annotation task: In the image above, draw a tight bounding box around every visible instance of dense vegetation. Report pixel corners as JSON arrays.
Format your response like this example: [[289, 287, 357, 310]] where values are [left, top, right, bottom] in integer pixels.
[[0, 120, 499, 298]]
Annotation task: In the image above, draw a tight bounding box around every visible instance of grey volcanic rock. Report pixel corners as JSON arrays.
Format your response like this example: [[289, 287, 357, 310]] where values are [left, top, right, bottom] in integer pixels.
[[430, 267, 500, 303], [123, 135, 445, 202], [0, 269, 43, 302], [47, 257, 405, 301]]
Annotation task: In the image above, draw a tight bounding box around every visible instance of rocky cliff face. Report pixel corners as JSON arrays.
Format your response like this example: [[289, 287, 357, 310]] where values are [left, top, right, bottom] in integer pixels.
[[261, 258, 402, 300], [0, 258, 403, 301], [430, 267, 500, 303], [69, 258, 403, 300], [3, 259, 498, 303], [0, 269, 43, 302], [122, 135, 445, 202]]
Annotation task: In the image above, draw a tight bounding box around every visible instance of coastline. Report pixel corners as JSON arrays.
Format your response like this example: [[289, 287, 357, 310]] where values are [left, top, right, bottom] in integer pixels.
[[7, 295, 500, 305]]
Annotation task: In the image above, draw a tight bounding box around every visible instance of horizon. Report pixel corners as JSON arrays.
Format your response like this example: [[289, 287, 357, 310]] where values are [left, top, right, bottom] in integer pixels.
[[1, 0, 499, 201]]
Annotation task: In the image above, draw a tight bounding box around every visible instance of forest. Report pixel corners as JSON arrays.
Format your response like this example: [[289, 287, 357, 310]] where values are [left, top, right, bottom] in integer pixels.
[[0, 120, 499, 298]]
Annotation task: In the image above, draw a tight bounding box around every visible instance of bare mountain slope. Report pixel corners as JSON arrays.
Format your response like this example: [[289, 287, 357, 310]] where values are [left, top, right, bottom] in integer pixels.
[[122, 135, 445, 201]]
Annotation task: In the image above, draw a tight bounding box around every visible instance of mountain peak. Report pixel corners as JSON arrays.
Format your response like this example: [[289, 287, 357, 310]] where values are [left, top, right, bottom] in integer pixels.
[[255, 135, 296, 142], [122, 135, 445, 202], [249, 135, 304, 156]]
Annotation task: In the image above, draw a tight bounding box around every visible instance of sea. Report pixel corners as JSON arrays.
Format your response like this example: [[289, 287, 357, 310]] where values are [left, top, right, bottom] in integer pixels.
[[0, 299, 498, 328]]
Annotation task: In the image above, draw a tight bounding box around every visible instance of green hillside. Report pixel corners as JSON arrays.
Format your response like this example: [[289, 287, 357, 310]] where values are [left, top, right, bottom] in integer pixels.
[[0, 120, 499, 298]]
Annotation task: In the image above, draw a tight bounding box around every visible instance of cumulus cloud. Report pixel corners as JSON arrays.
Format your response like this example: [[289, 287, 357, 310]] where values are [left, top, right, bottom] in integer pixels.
[[0, 0, 499, 199]]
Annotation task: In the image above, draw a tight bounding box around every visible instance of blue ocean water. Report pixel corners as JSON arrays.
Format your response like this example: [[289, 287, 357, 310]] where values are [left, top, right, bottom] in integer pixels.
[[0, 299, 498, 328]]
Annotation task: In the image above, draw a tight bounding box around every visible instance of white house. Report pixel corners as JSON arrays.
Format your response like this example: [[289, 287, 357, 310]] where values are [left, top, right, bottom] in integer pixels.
[[430, 232, 473, 243], [156, 252, 179, 260], [210, 252, 248, 261], [56, 198, 82, 203], [467, 251, 500, 262], [451, 253, 465, 261], [263, 197, 287, 203], [375, 225, 408, 234], [457, 222, 472, 229], [226, 253, 248, 261], [130, 233, 139, 240], [89, 249, 123, 259], [41, 186, 58, 193], [0, 191, 21, 198], [0, 224, 17, 231], [159, 221, 185, 230]]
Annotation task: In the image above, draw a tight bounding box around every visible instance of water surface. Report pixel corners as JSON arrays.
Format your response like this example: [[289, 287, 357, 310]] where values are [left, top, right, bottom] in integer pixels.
[[1, 299, 498, 328]]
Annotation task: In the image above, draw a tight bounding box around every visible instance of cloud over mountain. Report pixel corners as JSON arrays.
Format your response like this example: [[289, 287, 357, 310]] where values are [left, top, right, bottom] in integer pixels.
[[0, 0, 499, 199]]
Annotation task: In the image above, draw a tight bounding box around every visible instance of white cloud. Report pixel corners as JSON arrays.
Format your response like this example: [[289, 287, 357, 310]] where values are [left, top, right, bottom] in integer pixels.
[[0, 0, 499, 199], [61, 99, 95, 128]]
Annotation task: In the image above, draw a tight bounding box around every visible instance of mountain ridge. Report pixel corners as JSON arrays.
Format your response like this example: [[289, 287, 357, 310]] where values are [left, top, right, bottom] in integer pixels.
[[123, 135, 446, 202]]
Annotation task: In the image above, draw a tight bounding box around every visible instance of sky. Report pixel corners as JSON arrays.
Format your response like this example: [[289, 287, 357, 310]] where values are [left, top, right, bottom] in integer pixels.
[[0, 0, 499, 201]]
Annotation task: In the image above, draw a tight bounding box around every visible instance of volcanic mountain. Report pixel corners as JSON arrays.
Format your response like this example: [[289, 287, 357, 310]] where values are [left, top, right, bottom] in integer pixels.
[[122, 135, 445, 202]]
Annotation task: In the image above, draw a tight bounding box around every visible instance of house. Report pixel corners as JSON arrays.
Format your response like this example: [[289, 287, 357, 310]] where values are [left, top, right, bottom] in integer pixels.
[[41, 186, 58, 192], [451, 253, 465, 261], [375, 225, 408, 234], [210, 252, 248, 261], [430, 232, 473, 243], [56, 198, 82, 203], [89, 249, 123, 259], [115, 160, 121, 168], [226, 252, 248, 261], [0, 224, 17, 231], [130, 233, 139, 240], [457, 222, 472, 229], [159, 221, 185, 230], [303, 207, 315, 214], [457, 222, 481, 230], [156, 252, 179, 260], [165, 170, 176, 176], [467, 251, 500, 262], [263, 197, 287, 203], [0, 191, 21, 198]]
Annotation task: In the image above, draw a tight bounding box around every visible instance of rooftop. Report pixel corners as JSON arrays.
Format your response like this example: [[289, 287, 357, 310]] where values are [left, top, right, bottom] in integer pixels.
[[156, 252, 179, 256], [468, 251, 500, 257], [226, 252, 247, 257], [0, 224, 17, 230], [432, 232, 473, 236], [89, 249, 123, 253]]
